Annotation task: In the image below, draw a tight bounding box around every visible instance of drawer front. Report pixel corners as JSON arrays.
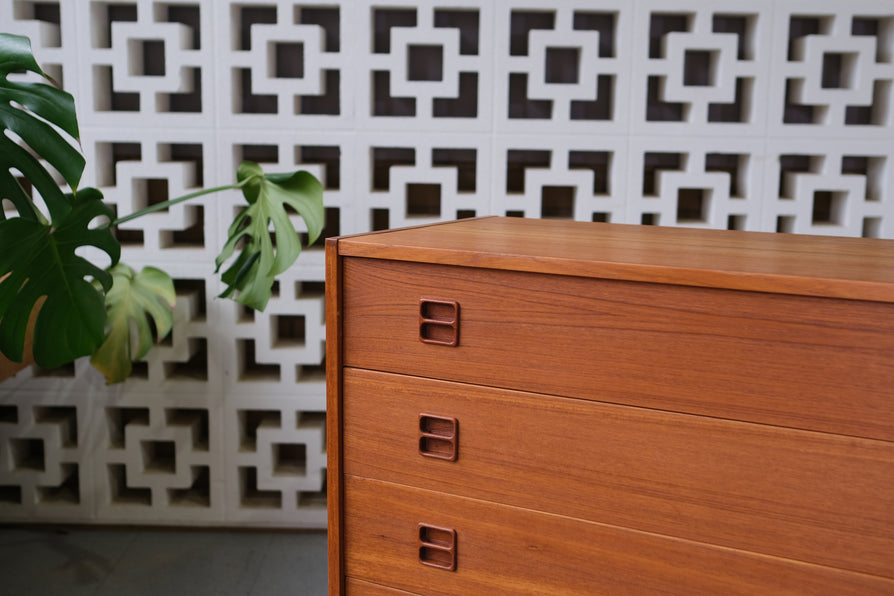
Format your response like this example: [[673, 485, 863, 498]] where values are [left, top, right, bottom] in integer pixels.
[[343, 368, 894, 578], [343, 475, 894, 596], [342, 258, 894, 440]]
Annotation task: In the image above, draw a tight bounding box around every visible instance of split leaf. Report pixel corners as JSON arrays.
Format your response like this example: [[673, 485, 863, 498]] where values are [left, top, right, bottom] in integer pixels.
[[0, 188, 119, 367], [215, 161, 324, 311], [0, 33, 83, 224], [91, 264, 176, 384]]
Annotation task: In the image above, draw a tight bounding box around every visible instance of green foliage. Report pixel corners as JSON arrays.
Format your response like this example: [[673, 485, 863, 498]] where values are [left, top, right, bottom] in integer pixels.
[[0, 33, 83, 223], [0, 35, 118, 369], [216, 162, 324, 311], [90, 264, 175, 384], [0, 188, 119, 367], [0, 32, 325, 383]]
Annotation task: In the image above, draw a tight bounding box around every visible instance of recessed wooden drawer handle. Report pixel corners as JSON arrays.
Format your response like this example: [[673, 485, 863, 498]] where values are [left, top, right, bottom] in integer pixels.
[[418, 523, 457, 571], [419, 414, 458, 461], [419, 299, 459, 346]]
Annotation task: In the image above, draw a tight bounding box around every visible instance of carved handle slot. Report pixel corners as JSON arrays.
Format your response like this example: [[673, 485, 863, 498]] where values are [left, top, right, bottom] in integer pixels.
[[419, 414, 458, 461], [419, 299, 459, 346], [418, 523, 457, 571]]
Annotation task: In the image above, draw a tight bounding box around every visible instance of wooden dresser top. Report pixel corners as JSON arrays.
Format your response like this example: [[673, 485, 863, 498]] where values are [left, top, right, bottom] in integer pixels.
[[333, 217, 894, 303]]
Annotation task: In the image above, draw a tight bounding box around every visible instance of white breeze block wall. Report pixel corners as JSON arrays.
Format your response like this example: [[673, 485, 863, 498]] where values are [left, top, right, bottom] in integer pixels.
[[1, 0, 892, 528]]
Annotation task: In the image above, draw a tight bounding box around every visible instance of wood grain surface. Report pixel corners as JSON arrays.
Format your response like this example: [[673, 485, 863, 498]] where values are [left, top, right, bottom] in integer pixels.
[[335, 217, 894, 302], [343, 258, 894, 440], [343, 368, 894, 578], [344, 475, 894, 596], [328, 219, 894, 595], [346, 578, 422, 595]]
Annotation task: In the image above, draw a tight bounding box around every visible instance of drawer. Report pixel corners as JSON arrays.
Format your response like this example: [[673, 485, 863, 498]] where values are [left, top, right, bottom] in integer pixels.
[[343, 368, 894, 578], [343, 475, 894, 596], [342, 258, 894, 440]]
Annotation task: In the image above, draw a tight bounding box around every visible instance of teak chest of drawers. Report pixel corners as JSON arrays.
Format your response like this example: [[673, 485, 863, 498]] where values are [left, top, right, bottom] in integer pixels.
[[326, 217, 894, 595]]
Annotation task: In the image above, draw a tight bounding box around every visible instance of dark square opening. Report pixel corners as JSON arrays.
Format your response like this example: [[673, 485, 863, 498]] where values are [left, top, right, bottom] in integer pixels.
[[407, 183, 441, 217], [371, 208, 390, 231], [822, 52, 856, 89], [140, 40, 165, 76], [677, 188, 709, 222], [812, 190, 846, 224], [275, 42, 304, 78], [408, 45, 443, 81], [684, 50, 714, 86], [275, 315, 306, 346], [541, 186, 575, 219], [12, 438, 44, 471], [142, 440, 176, 473], [274, 443, 307, 476], [545, 47, 580, 84]]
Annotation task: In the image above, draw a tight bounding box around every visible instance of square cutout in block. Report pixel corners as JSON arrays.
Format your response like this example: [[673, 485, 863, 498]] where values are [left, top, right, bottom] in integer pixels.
[[812, 190, 847, 225], [545, 47, 580, 84], [274, 42, 304, 78], [822, 52, 856, 89], [542, 186, 575, 219], [684, 50, 715, 86], [407, 183, 441, 217], [142, 440, 176, 473], [12, 438, 44, 471], [408, 45, 443, 81], [274, 443, 307, 476], [677, 188, 709, 222]]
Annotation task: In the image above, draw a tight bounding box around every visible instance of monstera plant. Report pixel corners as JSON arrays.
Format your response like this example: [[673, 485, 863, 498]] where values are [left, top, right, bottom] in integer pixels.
[[0, 33, 324, 383]]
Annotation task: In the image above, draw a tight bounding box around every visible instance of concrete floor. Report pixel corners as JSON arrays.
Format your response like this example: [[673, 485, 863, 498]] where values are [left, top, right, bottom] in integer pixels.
[[0, 525, 327, 595]]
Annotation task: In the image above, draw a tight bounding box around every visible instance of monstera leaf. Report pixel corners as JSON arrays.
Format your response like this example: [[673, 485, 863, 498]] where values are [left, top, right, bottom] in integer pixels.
[[0, 34, 326, 380], [0, 33, 84, 223], [90, 264, 175, 384], [0, 188, 119, 368], [215, 161, 324, 311]]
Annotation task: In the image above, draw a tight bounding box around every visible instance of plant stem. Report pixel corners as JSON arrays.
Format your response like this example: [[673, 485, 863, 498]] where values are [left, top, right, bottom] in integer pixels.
[[110, 182, 244, 226]]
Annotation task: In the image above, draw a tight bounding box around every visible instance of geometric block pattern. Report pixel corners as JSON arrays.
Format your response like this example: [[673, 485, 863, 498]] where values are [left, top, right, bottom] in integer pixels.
[[763, 140, 894, 237], [770, 1, 894, 134], [0, 401, 89, 520], [495, 1, 631, 133], [627, 137, 765, 230], [225, 399, 326, 527], [1, 0, 892, 529], [358, 0, 493, 131], [362, 136, 490, 229], [215, 0, 349, 129], [630, 0, 773, 134], [495, 136, 628, 222], [97, 402, 218, 518], [75, 0, 214, 128]]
